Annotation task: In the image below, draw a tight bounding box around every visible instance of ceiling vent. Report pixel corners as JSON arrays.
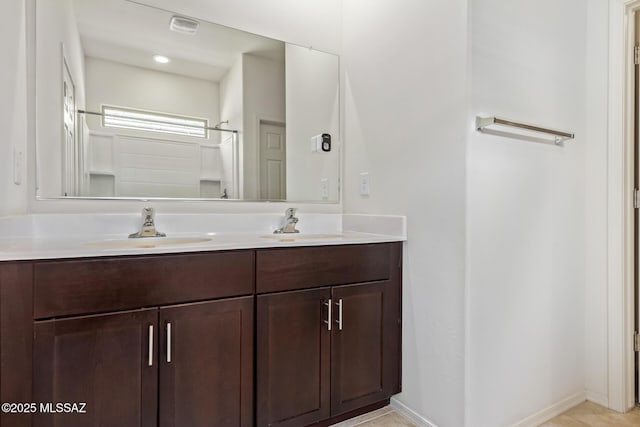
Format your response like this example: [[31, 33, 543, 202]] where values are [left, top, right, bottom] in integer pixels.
[[169, 16, 199, 35]]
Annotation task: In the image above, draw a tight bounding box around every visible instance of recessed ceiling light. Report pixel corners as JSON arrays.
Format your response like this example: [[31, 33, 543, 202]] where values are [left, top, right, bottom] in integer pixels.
[[153, 55, 170, 64]]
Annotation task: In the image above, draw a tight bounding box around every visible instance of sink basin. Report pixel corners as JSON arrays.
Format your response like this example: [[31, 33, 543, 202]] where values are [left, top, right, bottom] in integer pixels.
[[260, 233, 345, 242], [84, 237, 212, 249]]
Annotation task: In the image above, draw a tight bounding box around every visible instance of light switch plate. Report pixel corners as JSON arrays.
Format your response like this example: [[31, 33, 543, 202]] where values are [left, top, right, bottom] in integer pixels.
[[320, 178, 329, 199], [359, 172, 370, 197], [311, 135, 322, 153]]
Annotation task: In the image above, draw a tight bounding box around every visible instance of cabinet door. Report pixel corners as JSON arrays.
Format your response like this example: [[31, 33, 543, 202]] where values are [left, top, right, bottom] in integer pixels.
[[256, 288, 331, 427], [33, 309, 158, 427], [159, 297, 253, 427], [331, 281, 401, 415]]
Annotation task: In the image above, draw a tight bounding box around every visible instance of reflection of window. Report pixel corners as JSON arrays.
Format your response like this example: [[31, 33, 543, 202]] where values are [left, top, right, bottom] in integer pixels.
[[102, 106, 208, 138]]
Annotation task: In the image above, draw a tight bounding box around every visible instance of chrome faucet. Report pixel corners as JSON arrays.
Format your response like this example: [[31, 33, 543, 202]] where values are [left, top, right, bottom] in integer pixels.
[[129, 207, 166, 238], [274, 208, 300, 234]]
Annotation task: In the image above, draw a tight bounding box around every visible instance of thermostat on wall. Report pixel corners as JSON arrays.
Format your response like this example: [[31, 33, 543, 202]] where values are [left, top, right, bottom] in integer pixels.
[[311, 134, 331, 153]]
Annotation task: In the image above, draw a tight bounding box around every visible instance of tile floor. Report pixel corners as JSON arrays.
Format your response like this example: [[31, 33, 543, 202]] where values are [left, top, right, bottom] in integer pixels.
[[332, 401, 640, 426], [540, 401, 640, 426], [353, 412, 416, 427], [330, 407, 416, 427]]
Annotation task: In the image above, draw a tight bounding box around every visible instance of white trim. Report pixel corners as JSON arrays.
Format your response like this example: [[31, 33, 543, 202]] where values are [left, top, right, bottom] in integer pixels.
[[61, 43, 76, 197], [390, 398, 439, 427], [586, 389, 610, 408], [26, 0, 36, 202], [509, 392, 586, 427], [607, 0, 639, 413]]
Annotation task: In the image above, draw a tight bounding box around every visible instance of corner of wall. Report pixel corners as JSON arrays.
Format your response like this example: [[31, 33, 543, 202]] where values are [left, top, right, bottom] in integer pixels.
[[0, 0, 29, 216]]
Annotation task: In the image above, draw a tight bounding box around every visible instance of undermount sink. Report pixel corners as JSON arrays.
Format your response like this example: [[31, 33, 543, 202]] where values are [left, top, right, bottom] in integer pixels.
[[260, 233, 345, 242], [84, 237, 212, 249]]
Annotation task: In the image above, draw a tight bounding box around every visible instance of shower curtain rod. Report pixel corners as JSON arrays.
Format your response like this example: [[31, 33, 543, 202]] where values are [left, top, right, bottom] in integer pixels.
[[77, 109, 238, 133]]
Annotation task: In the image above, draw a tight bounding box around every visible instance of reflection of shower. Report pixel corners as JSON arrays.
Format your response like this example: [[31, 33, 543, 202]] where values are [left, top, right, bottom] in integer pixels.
[[214, 120, 229, 129]]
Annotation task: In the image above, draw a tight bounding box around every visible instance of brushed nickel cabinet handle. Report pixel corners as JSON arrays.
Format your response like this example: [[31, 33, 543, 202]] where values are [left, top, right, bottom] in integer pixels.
[[166, 322, 172, 363], [335, 299, 343, 331], [148, 325, 154, 367], [323, 299, 332, 331]]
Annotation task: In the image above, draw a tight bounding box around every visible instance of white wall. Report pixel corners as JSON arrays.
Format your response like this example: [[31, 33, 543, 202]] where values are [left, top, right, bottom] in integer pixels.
[[342, 1, 469, 426], [467, 1, 587, 426], [0, 0, 28, 215], [584, 0, 609, 407], [35, 0, 86, 199], [84, 57, 219, 139], [343, 1, 597, 426], [285, 45, 340, 201], [132, 0, 342, 54], [242, 53, 285, 199]]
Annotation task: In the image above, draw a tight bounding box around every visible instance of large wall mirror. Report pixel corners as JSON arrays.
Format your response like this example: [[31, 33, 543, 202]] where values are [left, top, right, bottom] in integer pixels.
[[35, 0, 340, 202]]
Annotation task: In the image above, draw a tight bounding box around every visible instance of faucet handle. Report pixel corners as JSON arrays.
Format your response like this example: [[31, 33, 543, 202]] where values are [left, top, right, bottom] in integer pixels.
[[274, 208, 300, 234], [130, 207, 165, 238], [285, 208, 297, 219], [142, 207, 155, 225]]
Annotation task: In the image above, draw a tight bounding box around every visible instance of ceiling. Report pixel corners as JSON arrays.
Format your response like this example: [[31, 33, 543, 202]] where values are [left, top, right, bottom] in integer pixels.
[[72, 0, 285, 82]]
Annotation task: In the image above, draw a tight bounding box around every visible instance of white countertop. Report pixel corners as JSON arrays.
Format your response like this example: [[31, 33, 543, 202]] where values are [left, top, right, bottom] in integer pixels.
[[0, 214, 406, 261], [0, 231, 404, 261]]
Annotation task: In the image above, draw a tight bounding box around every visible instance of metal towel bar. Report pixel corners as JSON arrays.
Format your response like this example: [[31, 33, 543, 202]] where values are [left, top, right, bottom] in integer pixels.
[[475, 116, 574, 145]]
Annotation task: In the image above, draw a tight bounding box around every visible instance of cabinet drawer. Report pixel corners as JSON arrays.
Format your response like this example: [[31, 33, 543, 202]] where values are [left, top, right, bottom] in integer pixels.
[[256, 243, 391, 294], [34, 250, 254, 319]]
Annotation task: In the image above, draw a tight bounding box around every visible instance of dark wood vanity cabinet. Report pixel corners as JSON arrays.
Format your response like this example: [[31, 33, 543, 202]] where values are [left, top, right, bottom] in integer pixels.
[[27, 250, 255, 427], [255, 243, 402, 427], [330, 281, 401, 415], [0, 242, 402, 427], [0, 262, 33, 427], [32, 297, 254, 427], [33, 309, 159, 427]]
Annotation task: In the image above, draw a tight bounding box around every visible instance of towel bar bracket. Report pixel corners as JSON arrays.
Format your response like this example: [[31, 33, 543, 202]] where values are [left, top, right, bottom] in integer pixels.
[[476, 116, 574, 145]]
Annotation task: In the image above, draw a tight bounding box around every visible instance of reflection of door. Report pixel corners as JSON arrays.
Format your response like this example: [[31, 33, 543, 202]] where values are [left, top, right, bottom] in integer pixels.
[[62, 55, 76, 196], [259, 122, 286, 200], [636, 12, 640, 404]]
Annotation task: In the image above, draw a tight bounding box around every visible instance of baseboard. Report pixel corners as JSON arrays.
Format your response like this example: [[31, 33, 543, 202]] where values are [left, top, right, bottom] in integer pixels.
[[390, 398, 439, 427], [510, 391, 586, 427], [585, 389, 609, 408]]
